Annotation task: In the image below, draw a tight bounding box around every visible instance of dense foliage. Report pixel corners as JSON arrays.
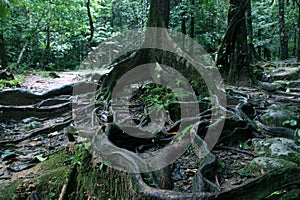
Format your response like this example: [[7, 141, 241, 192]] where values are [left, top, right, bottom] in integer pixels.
[[0, 0, 299, 71]]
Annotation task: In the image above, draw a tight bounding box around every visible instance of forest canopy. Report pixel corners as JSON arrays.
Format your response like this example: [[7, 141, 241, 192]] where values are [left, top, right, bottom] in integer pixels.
[[0, 0, 300, 72]]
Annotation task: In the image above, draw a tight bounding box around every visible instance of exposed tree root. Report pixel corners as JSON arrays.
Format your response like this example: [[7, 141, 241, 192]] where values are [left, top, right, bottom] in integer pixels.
[[0, 102, 71, 122], [0, 117, 72, 144]]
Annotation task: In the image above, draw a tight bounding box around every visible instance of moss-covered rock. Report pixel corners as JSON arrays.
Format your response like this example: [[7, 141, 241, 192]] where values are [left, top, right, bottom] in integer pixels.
[[260, 104, 298, 127], [247, 137, 300, 175], [271, 67, 300, 81], [0, 149, 73, 200]]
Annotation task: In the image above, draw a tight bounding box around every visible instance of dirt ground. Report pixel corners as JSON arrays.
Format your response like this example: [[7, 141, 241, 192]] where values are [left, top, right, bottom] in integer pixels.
[[20, 70, 110, 93]]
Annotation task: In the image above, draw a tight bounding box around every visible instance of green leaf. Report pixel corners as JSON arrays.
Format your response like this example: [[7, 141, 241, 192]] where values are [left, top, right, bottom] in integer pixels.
[[217, 158, 226, 169], [239, 141, 250, 149], [289, 120, 297, 126], [36, 154, 48, 162], [283, 120, 297, 126], [99, 163, 104, 171], [181, 124, 193, 135], [270, 191, 280, 195], [0, 2, 10, 18], [282, 120, 290, 126], [48, 192, 56, 198], [84, 142, 92, 149]]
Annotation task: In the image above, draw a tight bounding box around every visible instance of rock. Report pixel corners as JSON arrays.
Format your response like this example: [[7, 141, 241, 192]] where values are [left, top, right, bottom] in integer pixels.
[[7, 163, 36, 172], [48, 72, 60, 78], [22, 117, 39, 124], [30, 121, 43, 129], [259, 82, 278, 92], [24, 121, 43, 130], [1, 150, 17, 161], [0, 172, 12, 179], [252, 138, 300, 169], [252, 137, 300, 164], [237, 137, 300, 176], [250, 157, 297, 170], [26, 191, 44, 200], [270, 67, 300, 81], [260, 104, 298, 127]]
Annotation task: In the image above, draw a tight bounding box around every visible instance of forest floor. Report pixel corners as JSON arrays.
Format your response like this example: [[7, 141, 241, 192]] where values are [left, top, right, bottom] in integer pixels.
[[20, 70, 110, 93], [0, 63, 300, 199]]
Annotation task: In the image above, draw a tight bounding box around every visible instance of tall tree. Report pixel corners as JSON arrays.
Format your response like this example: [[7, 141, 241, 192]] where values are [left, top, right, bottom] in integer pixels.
[[86, 0, 94, 49], [189, 0, 195, 55], [0, 32, 8, 70], [246, 0, 260, 61], [100, 0, 171, 99], [295, 0, 300, 61], [0, 0, 9, 70], [279, 0, 288, 60], [216, 0, 252, 86], [147, 0, 170, 28]]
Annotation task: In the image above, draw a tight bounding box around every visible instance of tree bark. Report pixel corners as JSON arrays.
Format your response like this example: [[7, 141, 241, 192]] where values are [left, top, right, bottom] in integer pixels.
[[246, 0, 260, 62], [14, 40, 29, 69], [181, 14, 186, 52], [14, 6, 31, 69], [216, 0, 252, 86], [147, 0, 170, 28], [298, 2, 300, 61], [279, 0, 288, 60], [189, 0, 195, 56], [86, 0, 94, 49], [45, 20, 51, 67], [257, 29, 262, 58], [0, 32, 8, 70]]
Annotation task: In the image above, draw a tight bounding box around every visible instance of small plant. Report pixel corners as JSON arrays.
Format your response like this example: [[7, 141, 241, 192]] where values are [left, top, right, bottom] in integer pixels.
[[0, 78, 23, 89], [239, 141, 250, 149], [99, 163, 104, 171], [282, 119, 297, 127], [139, 83, 177, 113]]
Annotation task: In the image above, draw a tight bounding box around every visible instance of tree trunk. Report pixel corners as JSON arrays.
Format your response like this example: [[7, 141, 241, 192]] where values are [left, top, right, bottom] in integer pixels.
[[257, 29, 262, 58], [86, 0, 94, 49], [0, 32, 8, 70], [15, 6, 31, 69], [100, 0, 172, 98], [189, 0, 195, 56], [246, 0, 260, 62], [216, 0, 252, 86], [181, 14, 186, 52], [45, 21, 51, 68], [298, 3, 300, 61], [147, 0, 170, 28], [279, 0, 288, 60], [293, 29, 296, 57], [15, 40, 29, 69]]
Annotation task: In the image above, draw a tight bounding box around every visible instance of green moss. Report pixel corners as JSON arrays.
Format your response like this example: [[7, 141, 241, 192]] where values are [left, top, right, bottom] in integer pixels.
[[0, 180, 22, 200], [0, 149, 73, 200], [280, 189, 300, 200], [285, 152, 300, 165], [235, 162, 262, 177]]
